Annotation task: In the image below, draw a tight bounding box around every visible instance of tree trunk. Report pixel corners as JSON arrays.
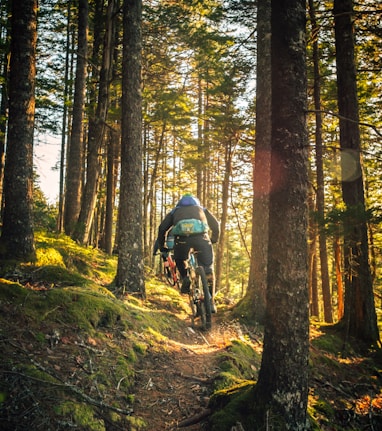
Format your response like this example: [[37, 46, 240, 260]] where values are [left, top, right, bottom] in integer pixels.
[[245, 0, 271, 324], [145, 121, 166, 258], [309, 0, 333, 323], [64, 0, 88, 236], [215, 136, 235, 293], [196, 76, 203, 200], [254, 1, 309, 429], [308, 191, 319, 318], [115, 0, 145, 296], [334, 0, 379, 345], [57, 0, 72, 233], [73, 0, 118, 245], [334, 233, 344, 320], [0, 2, 10, 215], [102, 129, 119, 255], [0, 0, 37, 261]]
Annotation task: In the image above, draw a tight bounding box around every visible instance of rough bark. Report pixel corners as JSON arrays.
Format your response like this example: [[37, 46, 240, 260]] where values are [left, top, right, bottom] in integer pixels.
[[215, 136, 235, 293], [115, 0, 145, 296], [102, 129, 119, 255], [308, 191, 319, 318], [309, 0, 333, 323], [74, 0, 118, 245], [334, 0, 379, 345], [334, 233, 344, 320], [0, 2, 10, 212], [0, 0, 37, 261], [57, 0, 72, 233], [245, 0, 271, 324], [254, 0, 310, 429], [63, 0, 88, 236]]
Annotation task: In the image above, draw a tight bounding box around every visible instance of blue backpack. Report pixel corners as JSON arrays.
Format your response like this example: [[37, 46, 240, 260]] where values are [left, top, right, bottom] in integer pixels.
[[172, 218, 208, 236]]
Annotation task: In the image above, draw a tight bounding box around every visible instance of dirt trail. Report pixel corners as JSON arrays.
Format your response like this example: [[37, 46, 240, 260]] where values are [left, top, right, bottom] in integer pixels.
[[131, 311, 255, 430]]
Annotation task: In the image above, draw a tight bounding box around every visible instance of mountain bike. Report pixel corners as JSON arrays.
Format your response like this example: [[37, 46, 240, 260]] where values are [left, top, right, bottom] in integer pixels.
[[160, 250, 180, 289], [186, 250, 212, 331]]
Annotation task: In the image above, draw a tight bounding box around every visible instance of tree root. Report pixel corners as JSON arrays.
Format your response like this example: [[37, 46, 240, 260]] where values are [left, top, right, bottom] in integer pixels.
[[177, 408, 211, 427]]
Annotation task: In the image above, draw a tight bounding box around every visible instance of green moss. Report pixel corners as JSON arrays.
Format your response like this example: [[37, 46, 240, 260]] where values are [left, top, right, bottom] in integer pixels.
[[145, 327, 168, 344], [34, 265, 90, 287], [125, 393, 135, 404], [208, 338, 264, 430], [35, 231, 117, 284], [36, 247, 65, 267], [307, 397, 335, 430], [0, 279, 28, 300], [20, 363, 61, 385], [133, 342, 147, 355], [125, 415, 147, 430], [209, 383, 257, 430], [34, 332, 46, 343], [211, 383, 314, 431], [56, 401, 105, 430], [215, 339, 261, 390], [311, 332, 344, 355], [42, 287, 123, 331], [122, 347, 138, 364], [312, 398, 335, 417], [0, 233, 194, 430]]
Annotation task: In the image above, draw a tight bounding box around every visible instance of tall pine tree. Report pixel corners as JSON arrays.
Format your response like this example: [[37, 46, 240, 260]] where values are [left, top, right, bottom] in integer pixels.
[[0, 0, 37, 261]]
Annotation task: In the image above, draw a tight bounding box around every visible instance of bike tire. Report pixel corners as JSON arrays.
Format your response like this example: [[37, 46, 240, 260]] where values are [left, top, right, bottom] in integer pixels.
[[163, 264, 180, 288], [196, 266, 212, 330], [189, 295, 198, 329], [163, 265, 174, 286], [188, 268, 197, 328], [174, 267, 181, 289]]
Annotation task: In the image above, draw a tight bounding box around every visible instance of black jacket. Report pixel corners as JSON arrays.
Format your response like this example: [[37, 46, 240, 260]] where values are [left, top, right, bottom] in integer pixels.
[[157, 205, 220, 248]]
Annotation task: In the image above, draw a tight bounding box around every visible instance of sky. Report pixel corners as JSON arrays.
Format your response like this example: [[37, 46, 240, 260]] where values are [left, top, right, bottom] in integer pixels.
[[34, 134, 61, 204]]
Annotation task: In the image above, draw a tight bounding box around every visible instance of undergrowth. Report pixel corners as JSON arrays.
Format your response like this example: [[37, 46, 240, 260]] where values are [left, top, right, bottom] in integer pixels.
[[0, 231, 381, 430], [0, 232, 185, 430]]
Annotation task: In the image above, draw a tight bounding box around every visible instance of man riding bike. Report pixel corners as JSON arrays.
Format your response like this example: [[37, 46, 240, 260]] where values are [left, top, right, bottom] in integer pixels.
[[156, 194, 220, 312]]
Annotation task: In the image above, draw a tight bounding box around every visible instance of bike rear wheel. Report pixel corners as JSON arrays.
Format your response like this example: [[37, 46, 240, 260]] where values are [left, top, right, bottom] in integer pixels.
[[196, 266, 212, 330]]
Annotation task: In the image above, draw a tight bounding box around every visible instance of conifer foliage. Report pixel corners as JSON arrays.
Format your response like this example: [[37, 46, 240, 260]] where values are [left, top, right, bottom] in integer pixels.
[[0, 0, 381, 428]]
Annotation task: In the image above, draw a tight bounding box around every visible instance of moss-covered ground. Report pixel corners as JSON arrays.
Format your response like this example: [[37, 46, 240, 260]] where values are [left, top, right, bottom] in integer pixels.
[[0, 232, 381, 430]]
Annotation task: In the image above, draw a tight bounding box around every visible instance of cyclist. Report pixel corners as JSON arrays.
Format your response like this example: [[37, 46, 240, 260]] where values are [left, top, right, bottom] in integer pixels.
[[153, 227, 174, 258], [156, 194, 220, 312]]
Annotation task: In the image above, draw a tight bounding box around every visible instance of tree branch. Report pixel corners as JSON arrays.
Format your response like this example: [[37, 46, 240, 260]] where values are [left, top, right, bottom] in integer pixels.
[[308, 109, 382, 137], [2, 360, 133, 416]]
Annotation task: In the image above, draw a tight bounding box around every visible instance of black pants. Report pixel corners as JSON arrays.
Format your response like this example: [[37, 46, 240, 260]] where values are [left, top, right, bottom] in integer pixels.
[[173, 233, 214, 278]]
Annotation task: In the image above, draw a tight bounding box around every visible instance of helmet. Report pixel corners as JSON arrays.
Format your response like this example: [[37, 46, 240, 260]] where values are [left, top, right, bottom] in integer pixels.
[[177, 194, 201, 207]]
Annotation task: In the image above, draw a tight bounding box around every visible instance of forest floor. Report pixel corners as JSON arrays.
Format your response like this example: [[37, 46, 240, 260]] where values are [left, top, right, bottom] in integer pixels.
[[131, 305, 262, 430], [1, 235, 382, 431], [129, 287, 382, 431]]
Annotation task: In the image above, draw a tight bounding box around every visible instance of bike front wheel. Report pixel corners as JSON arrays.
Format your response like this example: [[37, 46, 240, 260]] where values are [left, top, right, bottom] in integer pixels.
[[195, 266, 212, 330], [163, 263, 180, 288]]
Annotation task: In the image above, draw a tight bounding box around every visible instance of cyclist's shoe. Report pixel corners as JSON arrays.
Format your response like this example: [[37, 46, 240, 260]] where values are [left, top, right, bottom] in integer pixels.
[[181, 276, 191, 294], [211, 300, 217, 314]]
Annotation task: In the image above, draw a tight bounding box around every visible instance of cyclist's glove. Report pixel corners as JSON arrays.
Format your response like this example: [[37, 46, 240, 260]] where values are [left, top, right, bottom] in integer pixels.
[[211, 235, 218, 244]]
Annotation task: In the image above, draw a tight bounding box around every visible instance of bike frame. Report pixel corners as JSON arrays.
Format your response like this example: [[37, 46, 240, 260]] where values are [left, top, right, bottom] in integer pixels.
[[161, 251, 180, 288], [186, 250, 212, 331]]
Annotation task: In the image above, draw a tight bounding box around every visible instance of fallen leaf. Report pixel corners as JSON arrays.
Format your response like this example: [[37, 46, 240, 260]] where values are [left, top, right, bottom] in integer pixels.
[[88, 337, 97, 346]]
